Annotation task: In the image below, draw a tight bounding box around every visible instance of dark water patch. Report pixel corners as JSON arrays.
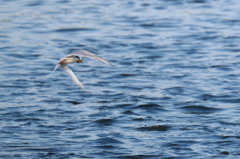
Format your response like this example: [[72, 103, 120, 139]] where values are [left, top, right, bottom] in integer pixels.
[[198, 35, 220, 41], [25, 1, 44, 6], [4, 145, 32, 148], [136, 103, 162, 109], [135, 103, 167, 113], [118, 61, 133, 66], [70, 135, 90, 139], [37, 109, 47, 112], [136, 125, 170, 131], [167, 63, 207, 70], [37, 152, 61, 159], [210, 65, 233, 71], [61, 110, 83, 115], [18, 147, 58, 152], [94, 118, 116, 126], [224, 36, 240, 40], [91, 93, 127, 101], [142, 54, 163, 60], [65, 127, 75, 130], [140, 22, 180, 29], [116, 85, 142, 91], [10, 92, 36, 97], [140, 23, 158, 28], [219, 121, 240, 126], [2, 111, 23, 118], [50, 38, 70, 43], [132, 116, 153, 121], [66, 100, 82, 105], [57, 0, 70, 4], [96, 100, 112, 104], [140, 2, 150, 7], [172, 74, 189, 79], [132, 42, 163, 50], [57, 91, 86, 96], [213, 98, 240, 103], [96, 137, 123, 144], [220, 151, 230, 155], [198, 94, 232, 101], [223, 19, 240, 26], [42, 98, 62, 103], [114, 104, 133, 109], [114, 154, 160, 158], [129, 94, 168, 102], [138, 33, 157, 37], [14, 117, 42, 122], [54, 27, 97, 32], [222, 48, 240, 52], [85, 38, 100, 43], [132, 118, 147, 121], [191, 0, 208, 3], [1, 85, 26, 89], [112, 73, 137, 79], [221, 135, 240, 139], [197, 94, 216, 101], [180, 105, 221, 114], [122, 110, 136, 115], [94, 144, 116, 149]]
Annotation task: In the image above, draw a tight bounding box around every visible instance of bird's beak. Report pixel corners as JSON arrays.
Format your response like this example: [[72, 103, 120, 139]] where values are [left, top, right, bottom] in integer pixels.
[[77, 57, 84, 63]]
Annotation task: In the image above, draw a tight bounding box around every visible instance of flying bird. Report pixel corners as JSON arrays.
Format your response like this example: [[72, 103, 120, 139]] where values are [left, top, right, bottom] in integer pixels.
[[49, 50, 113, 91]]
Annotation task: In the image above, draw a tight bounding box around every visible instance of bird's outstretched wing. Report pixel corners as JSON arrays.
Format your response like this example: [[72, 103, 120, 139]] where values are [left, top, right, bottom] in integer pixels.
[[69, 50, 113, 66], [46, 64, 60, 78], [60, 63, 86, 91]]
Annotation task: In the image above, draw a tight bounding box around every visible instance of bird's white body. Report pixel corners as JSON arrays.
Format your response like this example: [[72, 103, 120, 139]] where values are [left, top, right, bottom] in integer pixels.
[[59, 55, 77, 64], [50, 50, 113, 91]]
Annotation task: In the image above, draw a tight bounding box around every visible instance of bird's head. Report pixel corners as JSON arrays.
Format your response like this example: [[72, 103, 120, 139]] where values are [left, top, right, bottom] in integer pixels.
[[75, 56, 84, 63]]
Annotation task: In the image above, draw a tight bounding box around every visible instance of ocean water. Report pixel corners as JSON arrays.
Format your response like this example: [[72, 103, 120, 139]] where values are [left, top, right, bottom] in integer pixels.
[[1, 0, 240, 158]]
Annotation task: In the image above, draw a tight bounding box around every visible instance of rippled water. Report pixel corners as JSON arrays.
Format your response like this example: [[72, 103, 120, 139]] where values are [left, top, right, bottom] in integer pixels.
[[1, 0, 240, 158]]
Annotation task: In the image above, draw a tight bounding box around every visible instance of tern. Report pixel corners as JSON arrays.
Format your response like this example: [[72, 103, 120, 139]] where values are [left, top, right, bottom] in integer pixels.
[[49, 50, 113, 91]]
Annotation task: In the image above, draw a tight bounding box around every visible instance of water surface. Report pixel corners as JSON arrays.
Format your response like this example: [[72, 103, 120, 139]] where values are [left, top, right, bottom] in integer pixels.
[[1, 0, 240, 158]]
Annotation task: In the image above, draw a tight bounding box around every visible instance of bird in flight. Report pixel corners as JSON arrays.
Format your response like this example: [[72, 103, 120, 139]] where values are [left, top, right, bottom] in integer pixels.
[[49, 50, 113, 91]]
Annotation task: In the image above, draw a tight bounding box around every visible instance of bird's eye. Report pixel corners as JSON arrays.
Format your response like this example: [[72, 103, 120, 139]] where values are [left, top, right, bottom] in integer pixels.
[[75, 56, 79, 58]]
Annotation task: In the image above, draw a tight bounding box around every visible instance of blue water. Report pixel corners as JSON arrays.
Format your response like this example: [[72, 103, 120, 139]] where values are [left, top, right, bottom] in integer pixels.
[[1, 0, 240, 158]]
